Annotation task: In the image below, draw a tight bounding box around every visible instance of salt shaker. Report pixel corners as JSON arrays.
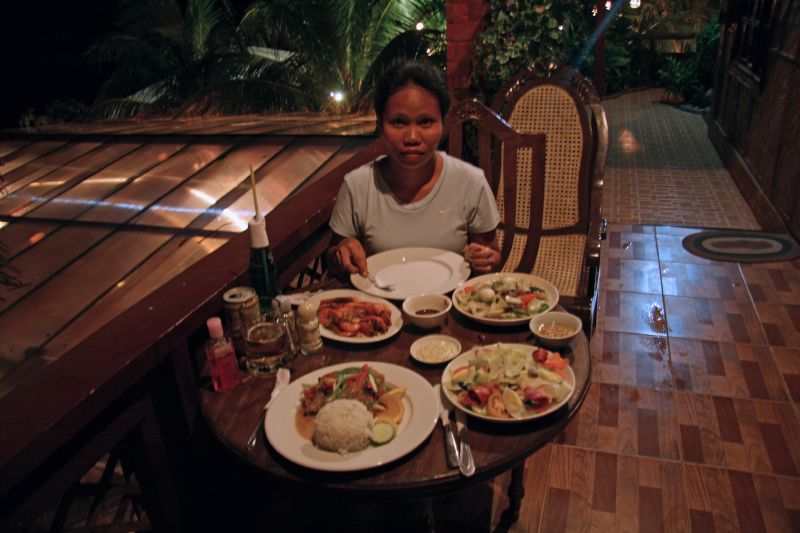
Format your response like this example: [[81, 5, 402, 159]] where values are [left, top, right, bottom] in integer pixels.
[[296, 300, 323, 356]]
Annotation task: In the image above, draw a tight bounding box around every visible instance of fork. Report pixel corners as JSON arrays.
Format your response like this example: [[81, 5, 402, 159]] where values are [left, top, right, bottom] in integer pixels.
[[455, 410, 476, 477], [362, 272, 395, 291], [246, 368, 290, 450]]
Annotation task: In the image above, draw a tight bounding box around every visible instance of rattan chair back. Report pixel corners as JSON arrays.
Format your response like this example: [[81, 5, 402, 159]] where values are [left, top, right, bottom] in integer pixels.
[[491, 66, 608, 332], [445, 99, 547, 271]]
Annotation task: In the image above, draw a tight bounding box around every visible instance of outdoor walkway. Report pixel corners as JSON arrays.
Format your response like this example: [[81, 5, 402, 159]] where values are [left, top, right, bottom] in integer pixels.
[[481, 89, 800, 533], [602, 88, 759, 230]]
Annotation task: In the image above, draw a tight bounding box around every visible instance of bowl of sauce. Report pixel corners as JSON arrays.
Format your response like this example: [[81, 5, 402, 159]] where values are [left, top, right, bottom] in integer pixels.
[[410, 335, 461, 364], [402, 293, 451, 329], [529, 311, 582, 349]]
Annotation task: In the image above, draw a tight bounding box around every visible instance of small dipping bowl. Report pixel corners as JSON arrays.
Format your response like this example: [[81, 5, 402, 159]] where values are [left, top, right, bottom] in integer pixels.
[[402, 293, 451, 330], [529, 311, 582, 349], [410, 334, 461, 365]]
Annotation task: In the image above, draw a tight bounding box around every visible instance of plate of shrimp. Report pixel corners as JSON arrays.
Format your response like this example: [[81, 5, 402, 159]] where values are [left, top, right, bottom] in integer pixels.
[[306, 289, 403, 344]]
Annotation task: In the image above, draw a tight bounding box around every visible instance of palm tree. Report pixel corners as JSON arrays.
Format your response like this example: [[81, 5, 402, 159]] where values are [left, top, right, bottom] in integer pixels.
[[89, 0, 444, 118], [240, 0, 445, 112], [89, 0, 246, 117]]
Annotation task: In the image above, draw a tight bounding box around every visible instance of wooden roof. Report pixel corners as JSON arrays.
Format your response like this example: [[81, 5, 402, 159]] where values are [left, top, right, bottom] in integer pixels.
[[0, 114, 377, 397]]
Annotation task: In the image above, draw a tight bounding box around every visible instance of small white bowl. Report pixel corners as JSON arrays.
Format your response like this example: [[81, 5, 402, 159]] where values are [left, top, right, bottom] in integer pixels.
[[529, 311, 582, 349], [402, 293, 451, 330], [410, 334, 462, 365]]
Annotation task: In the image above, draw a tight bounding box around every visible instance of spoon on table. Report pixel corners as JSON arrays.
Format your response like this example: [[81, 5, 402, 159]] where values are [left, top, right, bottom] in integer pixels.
[[246, 368, 290, 450], [361, 272, 395, 291]]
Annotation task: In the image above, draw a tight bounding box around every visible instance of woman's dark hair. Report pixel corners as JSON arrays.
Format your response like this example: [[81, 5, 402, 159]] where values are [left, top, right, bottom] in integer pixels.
[[374, 59, 450, 123]]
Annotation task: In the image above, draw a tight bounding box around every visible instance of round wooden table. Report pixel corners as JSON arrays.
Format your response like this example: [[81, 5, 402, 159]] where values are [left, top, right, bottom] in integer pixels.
[[199, 303, 590, 525]]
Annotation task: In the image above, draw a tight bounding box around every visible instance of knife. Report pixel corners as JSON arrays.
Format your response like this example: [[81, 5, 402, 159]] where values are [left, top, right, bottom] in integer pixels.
[[455, 410, 476, 477], [433, 384, 460, 468]]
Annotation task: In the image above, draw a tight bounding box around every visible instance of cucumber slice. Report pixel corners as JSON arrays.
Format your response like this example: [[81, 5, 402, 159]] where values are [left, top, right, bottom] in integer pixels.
[[370, 421, 395, 446]]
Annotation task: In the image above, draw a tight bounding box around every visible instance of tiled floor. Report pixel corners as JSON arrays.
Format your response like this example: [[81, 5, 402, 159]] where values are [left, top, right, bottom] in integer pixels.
[[484, 90, 800, 532]]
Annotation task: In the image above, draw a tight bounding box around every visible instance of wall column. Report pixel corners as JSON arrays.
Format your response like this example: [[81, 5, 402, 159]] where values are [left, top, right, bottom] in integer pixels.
[[445, 0, 489, 102]]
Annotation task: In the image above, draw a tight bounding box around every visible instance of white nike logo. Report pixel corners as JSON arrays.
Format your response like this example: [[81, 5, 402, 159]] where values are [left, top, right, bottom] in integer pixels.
[[439, 208, 452, 215]]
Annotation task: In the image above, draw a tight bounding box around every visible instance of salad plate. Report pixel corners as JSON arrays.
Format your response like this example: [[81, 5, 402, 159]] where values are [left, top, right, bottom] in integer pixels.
[[441, 343, 575, 423], [351, 247, 470, 300], [452, 272, 558, 326], [265, 362, 438, 472], [305, 289, 402, 344]]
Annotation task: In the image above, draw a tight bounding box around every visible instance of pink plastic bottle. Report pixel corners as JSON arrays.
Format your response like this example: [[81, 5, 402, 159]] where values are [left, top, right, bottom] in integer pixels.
[[205, 317, 240, 393]]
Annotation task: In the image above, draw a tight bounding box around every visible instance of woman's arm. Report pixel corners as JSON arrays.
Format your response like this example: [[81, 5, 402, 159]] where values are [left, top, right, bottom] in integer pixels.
[[466, 230, 501, 273], [326, 233, 368, 278]]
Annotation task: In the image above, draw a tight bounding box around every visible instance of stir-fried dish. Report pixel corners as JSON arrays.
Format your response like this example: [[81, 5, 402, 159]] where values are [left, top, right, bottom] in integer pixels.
[[296, 365, 406, 448], [445, 344, 572, 419], [317, 297, 392, 337], [301, 364, 393, 415], [454, 277, 550, 319]]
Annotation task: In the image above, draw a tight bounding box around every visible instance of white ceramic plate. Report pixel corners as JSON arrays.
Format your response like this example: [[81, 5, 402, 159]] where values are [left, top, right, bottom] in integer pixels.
[[265, 362, 438, 472], [351, 247, 470, 300], [451, 272, 559, 326], [441, 343, 575, 423], [410, 335, 462, 365], [304, 289, 402, 344]]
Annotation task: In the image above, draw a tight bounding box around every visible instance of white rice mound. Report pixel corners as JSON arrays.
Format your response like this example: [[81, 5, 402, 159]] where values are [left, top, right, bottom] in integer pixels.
[[312, 399, 374, 454]]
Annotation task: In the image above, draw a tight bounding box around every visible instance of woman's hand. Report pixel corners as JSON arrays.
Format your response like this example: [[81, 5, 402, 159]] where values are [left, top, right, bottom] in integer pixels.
[[328, 237, 368, 276], [465, 243, 500, 273]]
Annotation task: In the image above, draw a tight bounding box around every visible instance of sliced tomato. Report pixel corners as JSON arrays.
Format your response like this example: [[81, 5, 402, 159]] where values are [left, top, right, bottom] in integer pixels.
[[464, 384, 491, 406], [519, 293, 537, 304], [523, 385, 550, 407], [487, 392, 509, 418], [533, 348, 549, 363], [460, 390, 479, 407], [544, 352, 570, 377]]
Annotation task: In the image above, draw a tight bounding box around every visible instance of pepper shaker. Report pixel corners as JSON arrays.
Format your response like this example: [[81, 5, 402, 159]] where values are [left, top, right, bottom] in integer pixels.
[[296, 301, 323, 356]]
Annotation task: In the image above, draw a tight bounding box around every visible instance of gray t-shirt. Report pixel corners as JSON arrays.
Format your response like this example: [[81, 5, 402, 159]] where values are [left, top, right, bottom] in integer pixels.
[[329, 152, 500, 255]]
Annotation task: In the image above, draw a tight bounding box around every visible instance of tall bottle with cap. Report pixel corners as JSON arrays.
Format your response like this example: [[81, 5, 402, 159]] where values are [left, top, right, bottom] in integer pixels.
[[205, 317, 240, 393], [247, 165, 280, 313], [248, 215, 281, 313]]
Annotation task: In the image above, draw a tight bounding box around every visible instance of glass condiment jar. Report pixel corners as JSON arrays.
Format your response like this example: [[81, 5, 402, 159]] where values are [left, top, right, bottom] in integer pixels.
[[296, 300, 323, 356]]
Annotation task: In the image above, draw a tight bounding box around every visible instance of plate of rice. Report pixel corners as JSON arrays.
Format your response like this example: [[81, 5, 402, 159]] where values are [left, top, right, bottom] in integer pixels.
[[265, 362, 438, 471]]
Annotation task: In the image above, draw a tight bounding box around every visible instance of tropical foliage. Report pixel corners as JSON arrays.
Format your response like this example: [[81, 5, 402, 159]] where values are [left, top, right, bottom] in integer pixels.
[[474, 0, 720, 98], [474, 0, 592, 96], [631, 0, 717, 44], [657, 19, 720, 106], [240, 0, 445, 113], [88, 0, 445, 118]]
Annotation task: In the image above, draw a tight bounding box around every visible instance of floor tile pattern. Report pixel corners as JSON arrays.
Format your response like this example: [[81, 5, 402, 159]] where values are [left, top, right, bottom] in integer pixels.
[[490, 223, 800, 532], [485, 89, 800, 532]]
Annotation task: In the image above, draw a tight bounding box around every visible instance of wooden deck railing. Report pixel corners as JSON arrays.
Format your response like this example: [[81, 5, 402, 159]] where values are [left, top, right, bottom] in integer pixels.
[[0, 137, 385, 529]]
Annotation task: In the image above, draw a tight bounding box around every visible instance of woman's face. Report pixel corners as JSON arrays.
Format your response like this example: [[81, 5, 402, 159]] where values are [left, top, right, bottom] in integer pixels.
[[380, 83, 443, 174]]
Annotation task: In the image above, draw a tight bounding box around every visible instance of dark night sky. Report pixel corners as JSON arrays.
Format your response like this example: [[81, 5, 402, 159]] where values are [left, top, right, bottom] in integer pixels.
[[1, 0, 118, 128]]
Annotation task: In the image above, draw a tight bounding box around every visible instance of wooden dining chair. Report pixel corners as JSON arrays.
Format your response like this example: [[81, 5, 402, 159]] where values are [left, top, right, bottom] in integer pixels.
[[490, 66, 608, 334], [444, 99, 547, 274]]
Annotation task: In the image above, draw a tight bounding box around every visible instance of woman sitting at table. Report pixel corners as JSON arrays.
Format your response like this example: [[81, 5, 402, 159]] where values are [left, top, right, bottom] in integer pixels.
[[327, 59, 501, 277]]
